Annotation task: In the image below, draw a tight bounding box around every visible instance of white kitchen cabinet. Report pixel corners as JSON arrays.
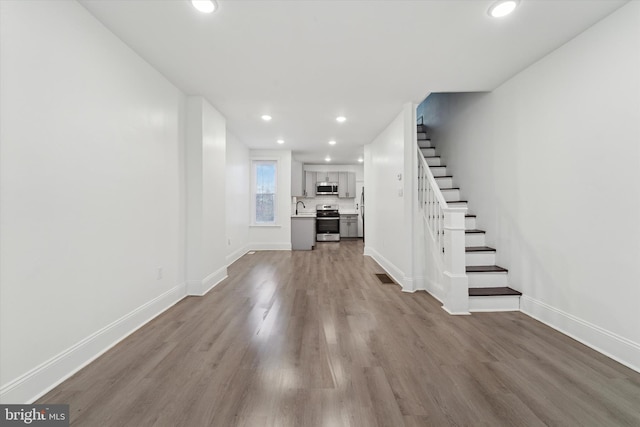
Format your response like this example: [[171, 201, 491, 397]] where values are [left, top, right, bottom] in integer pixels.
[[304, 171, 316, 197], [291, 159, 304, 197], [338, 172, 356, 198], [339, 214, 358, 238], [317, 172, 339, 183]]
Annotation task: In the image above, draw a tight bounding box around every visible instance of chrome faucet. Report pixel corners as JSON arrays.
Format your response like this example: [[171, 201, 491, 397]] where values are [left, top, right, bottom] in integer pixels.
[[296, 201, 305, 215]]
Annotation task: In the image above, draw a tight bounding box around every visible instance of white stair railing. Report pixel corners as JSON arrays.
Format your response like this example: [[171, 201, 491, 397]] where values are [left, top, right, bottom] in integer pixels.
[[417, 148, 469, 314]]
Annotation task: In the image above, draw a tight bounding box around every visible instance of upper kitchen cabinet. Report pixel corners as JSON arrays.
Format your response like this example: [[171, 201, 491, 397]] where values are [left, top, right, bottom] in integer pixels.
[[291, 159, 304, 197], [304, 171, 316, 197], [338, 172, 356, 198], [317, 172, 339, 183]]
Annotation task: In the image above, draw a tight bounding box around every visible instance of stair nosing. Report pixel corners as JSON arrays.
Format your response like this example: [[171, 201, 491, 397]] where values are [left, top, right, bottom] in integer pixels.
[[465, 229, 485, 234], [466, 265, 508, 273], [469, 287, 522, 297], [465, 246, 496, 252]]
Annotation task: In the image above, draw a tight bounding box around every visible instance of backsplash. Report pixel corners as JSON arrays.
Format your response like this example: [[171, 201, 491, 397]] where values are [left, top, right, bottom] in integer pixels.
[[292, 195, 360, 215]]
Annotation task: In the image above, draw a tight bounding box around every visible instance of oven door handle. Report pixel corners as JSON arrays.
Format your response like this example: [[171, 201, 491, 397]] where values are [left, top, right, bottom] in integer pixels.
[[316, 217, 338, 220]]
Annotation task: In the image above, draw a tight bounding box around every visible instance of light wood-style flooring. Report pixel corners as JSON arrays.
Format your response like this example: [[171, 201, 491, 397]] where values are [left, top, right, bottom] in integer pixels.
[[39, 240, 640, 426]]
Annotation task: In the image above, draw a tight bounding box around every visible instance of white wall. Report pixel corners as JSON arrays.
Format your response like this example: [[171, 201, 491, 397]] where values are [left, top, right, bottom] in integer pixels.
[[0, 0, 187, 402], [248, 150, 292, 250], [364, 105, 415, 289], [185, 97, 228, 296], [420, 1, 640, 370], [226, 132, 250, 264]]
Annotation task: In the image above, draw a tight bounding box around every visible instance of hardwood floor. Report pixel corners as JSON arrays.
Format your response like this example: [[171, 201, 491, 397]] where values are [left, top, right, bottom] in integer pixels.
[[38, 240, 640, 426]]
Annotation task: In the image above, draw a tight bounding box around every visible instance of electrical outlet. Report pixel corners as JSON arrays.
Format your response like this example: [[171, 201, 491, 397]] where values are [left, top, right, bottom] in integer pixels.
[[157, 267, 163, 280]]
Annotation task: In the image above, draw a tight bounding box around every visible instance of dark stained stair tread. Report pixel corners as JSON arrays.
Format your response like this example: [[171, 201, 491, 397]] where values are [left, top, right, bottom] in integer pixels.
[[465, 246, 496, 252], [466, 265, 508, 273], [465, 214, 476, 218], [439, 187, 460, 190], [448, 201, 467, 204], [469, 287, 522, 296], [465, 229, 485, 234]]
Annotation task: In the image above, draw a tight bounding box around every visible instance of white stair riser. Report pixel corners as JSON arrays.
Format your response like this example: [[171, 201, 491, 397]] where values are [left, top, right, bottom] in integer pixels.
[[465, 232, 485, 247], [430, 166, 447, 177], [426, 157, 442, 167], [421, 148, 436, 157], [448, 202, 467, 209], [441, 189, 460, 202], [417, 132, 428, 139], [465, 252, 496, 266], [467, 272, 508, 287], [469, 295, 520, 312], [465, 216, 476, 229], [436, 177, 453, 188], [418, 140, 433, 149]]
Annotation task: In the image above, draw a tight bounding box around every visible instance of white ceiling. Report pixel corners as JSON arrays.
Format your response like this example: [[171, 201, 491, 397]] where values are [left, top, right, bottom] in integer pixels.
[[80, 0, 626, 164]]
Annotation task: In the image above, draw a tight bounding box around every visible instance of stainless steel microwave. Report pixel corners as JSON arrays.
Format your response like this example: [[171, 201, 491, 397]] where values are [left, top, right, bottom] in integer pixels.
[[316, 182, 338, 195]]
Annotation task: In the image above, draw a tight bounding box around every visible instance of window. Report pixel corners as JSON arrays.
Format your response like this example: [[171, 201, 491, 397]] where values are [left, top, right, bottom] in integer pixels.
[[252, 160, 277, 225]]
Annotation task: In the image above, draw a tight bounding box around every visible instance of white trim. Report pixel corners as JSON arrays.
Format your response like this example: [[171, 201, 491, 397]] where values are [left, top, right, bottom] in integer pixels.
[[248, 242, 292, 251], [442, 306, 471, 316], [363, 246, 411, 291], [423, 277, 446, 304], [226, 245, 249, 266], [412, 275, 426, 292], [187, 265, 228, 296], [0, 283, 187, 404], [521, 295, 640, 373]]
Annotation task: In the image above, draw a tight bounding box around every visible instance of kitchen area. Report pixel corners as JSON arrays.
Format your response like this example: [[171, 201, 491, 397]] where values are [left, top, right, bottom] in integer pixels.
[[290, 161, 364, 250]]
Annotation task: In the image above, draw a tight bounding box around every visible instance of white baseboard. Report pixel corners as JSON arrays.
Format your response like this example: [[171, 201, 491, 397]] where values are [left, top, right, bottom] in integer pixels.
[[422, 276, 445, 305], [226, 244, 249, 266], [248, 242, 292, 251], [187, 265, 228, 296], [521, 295, 640, 374], [0, 283, 187, 404], [363, 246, 411, 291]]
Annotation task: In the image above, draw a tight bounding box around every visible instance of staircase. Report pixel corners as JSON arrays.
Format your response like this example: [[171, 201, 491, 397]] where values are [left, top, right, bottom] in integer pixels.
[[417, 124, 521, 312]]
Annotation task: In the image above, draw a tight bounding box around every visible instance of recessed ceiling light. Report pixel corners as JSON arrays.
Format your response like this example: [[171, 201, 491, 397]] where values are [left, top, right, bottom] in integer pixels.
[[191, 0, 217, 14], [336, 116, 346, 123], [328, 140, 336, 145], [325, 157, 331, 162], [261, 115, 272, 121], [358, 158, 363, 163], [488, 0, 519, 18], [277, 139, 284, 144]]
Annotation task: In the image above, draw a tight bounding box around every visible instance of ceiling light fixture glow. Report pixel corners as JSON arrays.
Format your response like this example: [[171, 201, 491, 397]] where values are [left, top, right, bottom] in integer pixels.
[[358, 158, 363, 163], [277, 139, 284, 144], [328, 140, 336, 145], [191, 0, 217, 14], [336, 116, 346, 123], [261, 115, 272, 121], [488, 0, 519, 18], [325, 157, 331, 162]]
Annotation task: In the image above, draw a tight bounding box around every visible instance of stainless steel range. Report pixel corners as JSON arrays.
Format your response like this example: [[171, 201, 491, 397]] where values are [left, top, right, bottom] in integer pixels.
[[316, 204, 340, 242]]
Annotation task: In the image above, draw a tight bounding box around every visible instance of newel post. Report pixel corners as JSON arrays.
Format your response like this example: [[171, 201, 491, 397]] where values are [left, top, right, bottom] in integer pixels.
[[441, 207, 469, 315]]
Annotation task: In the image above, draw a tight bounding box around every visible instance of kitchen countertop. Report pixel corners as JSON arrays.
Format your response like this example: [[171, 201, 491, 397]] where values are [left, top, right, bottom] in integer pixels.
[[339, 211, 358, 215], [291, 213, 316, 218]]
